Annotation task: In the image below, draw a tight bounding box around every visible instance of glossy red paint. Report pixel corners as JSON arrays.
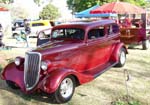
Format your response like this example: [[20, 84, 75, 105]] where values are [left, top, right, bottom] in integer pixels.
[[38, 68, 94, 93], [1, 20, 127, 102], [2, 63, 26, 92], [110, 42, 128, 62]]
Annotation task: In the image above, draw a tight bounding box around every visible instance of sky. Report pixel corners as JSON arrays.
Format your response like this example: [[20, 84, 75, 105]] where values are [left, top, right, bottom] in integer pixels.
[[13, 0, 72, 20], [51, 0, 72, 20]]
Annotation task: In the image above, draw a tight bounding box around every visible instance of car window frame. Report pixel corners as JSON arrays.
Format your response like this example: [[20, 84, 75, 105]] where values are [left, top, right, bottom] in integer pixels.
[[51, 28, 85, 41], [106, 23, 120, 36], [87, 25, 107, 42]]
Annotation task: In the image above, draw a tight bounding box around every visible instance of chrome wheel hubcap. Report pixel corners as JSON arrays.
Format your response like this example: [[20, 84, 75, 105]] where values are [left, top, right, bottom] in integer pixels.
[[60, 78, 73, 98], [120, 51, 126, 65]]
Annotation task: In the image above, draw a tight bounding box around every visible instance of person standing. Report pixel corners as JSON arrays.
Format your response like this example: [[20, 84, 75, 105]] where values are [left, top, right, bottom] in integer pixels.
[[122, 16, 132, 28], [24, 19, 31, 47]]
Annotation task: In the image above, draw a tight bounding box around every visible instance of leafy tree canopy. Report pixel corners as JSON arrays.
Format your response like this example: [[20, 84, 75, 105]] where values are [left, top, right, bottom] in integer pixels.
[[67, 0, 147, 13], [11, 6, 29, 19], [39, 3, 60, 20], [33, 0, 52, 6], [0, 0, 13, 4], [33, 0, 40, 6]]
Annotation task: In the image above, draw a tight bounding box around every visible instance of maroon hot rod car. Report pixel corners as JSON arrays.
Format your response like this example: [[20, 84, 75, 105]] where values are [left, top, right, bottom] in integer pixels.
[[1, 20, 127, 103]]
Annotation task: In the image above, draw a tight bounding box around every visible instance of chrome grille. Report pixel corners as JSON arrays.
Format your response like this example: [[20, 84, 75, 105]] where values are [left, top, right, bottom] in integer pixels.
[[24, 52, 41, 90]]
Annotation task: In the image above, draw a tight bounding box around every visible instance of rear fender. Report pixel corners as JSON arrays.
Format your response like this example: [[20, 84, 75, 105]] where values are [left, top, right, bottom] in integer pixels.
[[110, 42, 128, 62]]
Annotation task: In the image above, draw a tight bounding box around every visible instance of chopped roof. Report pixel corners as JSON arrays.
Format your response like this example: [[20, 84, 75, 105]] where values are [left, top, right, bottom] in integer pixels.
[[53, 19, 116, 30]]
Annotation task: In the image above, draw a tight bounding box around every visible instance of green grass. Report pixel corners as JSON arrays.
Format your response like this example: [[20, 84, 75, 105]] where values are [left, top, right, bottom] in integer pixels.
[[112, 95, 141, 105]]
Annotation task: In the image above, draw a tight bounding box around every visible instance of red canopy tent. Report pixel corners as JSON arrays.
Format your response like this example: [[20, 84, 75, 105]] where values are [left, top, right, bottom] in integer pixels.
[[90, 2, 145, 14]]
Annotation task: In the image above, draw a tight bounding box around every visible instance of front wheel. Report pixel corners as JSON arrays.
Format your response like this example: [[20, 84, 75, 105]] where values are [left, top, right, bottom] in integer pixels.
[[53, 76, 76, 103], [115, 48, 126, 67]]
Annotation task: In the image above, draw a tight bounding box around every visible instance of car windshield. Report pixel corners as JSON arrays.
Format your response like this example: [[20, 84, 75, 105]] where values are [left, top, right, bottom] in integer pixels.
[[51, 28, 85, 40]]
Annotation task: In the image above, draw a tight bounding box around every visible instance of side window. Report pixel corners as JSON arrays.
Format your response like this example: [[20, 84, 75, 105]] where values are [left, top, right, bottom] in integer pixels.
[[52, 29, 64, 38], [32, 23, 45, 27], [51, 29, 84, 40], [88, 26, 105, 39], [107, 24, 119, 35], [38, 29, 51, 39], [69, 29, 84, 40], [37, 29, 51, 46]]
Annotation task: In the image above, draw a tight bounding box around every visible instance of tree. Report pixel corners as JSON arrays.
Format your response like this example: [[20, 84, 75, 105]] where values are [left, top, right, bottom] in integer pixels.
[[0, 0, 13, 4], [11, 6, 29, 19], [67, 0, 100, 13], [39, 3, 60, 20], [67, 0, 146, 13], [33, 0, 53, 6], [33, 0, 40, 6]]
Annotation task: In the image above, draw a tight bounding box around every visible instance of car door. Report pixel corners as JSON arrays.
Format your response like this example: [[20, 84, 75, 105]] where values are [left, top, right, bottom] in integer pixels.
[[106, 23, 120, 59], [80, 25, 112, 71]]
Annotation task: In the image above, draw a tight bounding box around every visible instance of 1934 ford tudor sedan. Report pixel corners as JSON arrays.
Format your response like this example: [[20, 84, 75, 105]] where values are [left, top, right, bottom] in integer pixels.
[[1, 20, 127, 103]]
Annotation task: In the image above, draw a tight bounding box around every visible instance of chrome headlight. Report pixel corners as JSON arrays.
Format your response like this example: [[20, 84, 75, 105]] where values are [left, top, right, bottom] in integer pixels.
[[41, 61, 48, 71], [15, 57, 21, 66], [41, 60, 52, 71]]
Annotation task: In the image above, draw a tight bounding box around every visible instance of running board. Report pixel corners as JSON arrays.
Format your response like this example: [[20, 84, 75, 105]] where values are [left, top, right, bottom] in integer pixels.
[[82, 62, 117, 78]]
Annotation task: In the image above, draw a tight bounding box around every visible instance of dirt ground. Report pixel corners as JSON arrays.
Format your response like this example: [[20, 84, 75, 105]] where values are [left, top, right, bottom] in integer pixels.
[[0, 42, 150, 105]]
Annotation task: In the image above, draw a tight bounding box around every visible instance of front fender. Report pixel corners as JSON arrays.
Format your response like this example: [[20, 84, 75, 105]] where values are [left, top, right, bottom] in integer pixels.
[[39, 68, 94, 94], [39, 68, 78, 93], [1, 62, 26, 92], [110, 42, 128, 62]]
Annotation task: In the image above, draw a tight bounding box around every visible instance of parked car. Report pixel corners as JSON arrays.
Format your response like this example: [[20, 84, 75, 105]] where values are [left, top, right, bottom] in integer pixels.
[[12, 20, 53, 38], [29, 20, 52, 37], [1, 20, 127, 103], [12, 19, 25, 30], [12, 19, 25, 37]]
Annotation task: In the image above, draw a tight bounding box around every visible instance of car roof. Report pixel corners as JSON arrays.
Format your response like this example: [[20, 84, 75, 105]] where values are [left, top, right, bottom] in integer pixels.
[[30, 20, 51, 26], [53, 19, 116, 30], [30, 20, 50, 24]]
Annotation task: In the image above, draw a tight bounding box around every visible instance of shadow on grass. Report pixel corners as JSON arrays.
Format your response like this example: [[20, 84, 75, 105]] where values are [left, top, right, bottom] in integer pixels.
[[127, 59, 150, 78], [127, 46, 142, 50], [0, 84, 58, 104]]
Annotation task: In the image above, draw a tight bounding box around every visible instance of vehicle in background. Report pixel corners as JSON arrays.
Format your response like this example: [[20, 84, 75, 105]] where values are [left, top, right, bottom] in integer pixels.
[[120, 27, 150, 50], [12, 19, 25, 37], [119, 14, 150, 50], [1, 20, 127, 103], [12, 20, 58, 38], [12, 19, 25, 31], [29, 20, 52, 37]]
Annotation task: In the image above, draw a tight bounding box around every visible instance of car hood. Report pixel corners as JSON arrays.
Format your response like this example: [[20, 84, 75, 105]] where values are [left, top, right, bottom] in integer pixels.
[[32, 40, 83, 55]]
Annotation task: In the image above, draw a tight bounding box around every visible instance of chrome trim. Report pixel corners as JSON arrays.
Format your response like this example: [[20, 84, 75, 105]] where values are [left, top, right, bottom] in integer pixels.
[[24, 52, 41, 91]]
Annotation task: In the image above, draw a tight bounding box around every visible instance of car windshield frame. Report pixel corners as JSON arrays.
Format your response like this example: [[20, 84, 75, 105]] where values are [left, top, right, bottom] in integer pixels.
[[51, 28, 85, 40]]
